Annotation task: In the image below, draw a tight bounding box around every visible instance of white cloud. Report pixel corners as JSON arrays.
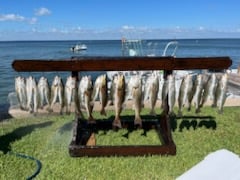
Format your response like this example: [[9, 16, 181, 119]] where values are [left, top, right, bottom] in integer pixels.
[[0, 14, 25, 21], [121, 25, 135, 30], [0, 13, 37, 24], [198, 26, 205, 31], [35, 7, 51, 16]]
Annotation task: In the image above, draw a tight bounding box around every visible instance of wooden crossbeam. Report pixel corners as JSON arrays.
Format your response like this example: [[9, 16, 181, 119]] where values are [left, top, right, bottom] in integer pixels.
[[12, 56, 232, 72]]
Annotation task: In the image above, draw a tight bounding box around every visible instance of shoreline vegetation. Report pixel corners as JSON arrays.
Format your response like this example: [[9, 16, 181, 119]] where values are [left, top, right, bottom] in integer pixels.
[[1, 105, 240, 179]]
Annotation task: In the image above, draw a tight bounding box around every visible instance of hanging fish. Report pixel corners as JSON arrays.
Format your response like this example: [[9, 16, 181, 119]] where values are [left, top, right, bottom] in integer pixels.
[[144, 73, 159, 115], [15, 76, 27, 110], [79, 76, 94, 122], [92, 74, 108, 116], [37, 76, 50, 109], [65, 76, 79, 115], [192, 74, 204, 113], [200, 73, 218, 107], [50, 75, 64, 114], [178, 74, 193, 116], [26, 76, 38, 114], [108, 75, 117, 105], [161, 77, 169, 109], [130, 75, 143, 127], [168, 74, 176, 114], [112, 74, 125, 128], [214, 73, 228, 114]]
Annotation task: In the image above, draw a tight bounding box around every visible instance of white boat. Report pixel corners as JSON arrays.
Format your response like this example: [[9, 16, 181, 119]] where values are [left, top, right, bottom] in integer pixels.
[[121, 38, 178, 57], [106, 39, 179, 80], [70, 43, 87, 52]]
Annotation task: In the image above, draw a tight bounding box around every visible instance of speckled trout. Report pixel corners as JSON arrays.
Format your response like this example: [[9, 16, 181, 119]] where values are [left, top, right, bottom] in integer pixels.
[[37, 76, 50, 110], [15, 76, 27, 110], [214, 73, 228, 114], [112, 74, 125, 128], [50, 75, 64, 114], [130, 75, 143, 127], [92, 74, 108, 116], [79, 76, 94, 122], [26, 76, 38, 114], [65, 76, 79, 115], [178, 74, 193, 116], [145, 73, 159, 115]]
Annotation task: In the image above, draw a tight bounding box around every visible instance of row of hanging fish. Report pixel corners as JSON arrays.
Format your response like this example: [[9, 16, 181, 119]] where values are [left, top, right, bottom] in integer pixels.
[[15, 72, 228, 128], [15, 76, 77, 115], [175, 73, 228, 116]]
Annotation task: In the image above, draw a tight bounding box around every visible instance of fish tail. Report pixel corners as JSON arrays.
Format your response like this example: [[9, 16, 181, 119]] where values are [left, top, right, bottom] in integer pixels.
[[178, 110, 183, 117], [100, 108, 107, 116], [134, 116, 142, 127], [195, 108, 201, 114], [88, 115, 95, 123], [149, 109, 156, 116], [112, 116, 122, 128], [218, 108, 223, 114]]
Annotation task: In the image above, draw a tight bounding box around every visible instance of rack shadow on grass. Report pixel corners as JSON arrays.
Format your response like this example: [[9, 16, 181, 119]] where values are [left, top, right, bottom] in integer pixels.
[[171, 115, 217, 132], [76, 115, 164, 146], [0, 121, 53, 154], [58, 121, 74, 134]]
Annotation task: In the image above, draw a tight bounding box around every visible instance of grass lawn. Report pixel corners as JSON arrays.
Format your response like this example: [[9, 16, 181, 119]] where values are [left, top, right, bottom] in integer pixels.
[[0, 106, 240, 180]]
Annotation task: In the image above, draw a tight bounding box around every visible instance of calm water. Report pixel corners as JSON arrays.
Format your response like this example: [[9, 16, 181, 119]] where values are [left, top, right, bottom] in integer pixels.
[[1, 39, 240, 104]]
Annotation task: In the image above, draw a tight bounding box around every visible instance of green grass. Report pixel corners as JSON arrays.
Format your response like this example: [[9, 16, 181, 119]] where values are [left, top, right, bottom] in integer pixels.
[[0, 106, 240, 180]]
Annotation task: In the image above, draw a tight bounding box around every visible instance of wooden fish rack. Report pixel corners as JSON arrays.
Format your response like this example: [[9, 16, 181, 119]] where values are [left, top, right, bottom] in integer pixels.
[[12, 56, 232, 157]]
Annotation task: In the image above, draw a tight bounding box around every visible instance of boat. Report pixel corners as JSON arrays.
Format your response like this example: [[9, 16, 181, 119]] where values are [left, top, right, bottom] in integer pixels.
[[121, 38, 143, 56], [121, 38, 178, 57], [106, 38, 179, 80], [70, 43, 87, 52]]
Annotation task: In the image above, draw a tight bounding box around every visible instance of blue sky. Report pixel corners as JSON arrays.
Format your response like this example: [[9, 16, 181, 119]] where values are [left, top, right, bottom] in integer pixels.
[[0, 0, 240, 40]]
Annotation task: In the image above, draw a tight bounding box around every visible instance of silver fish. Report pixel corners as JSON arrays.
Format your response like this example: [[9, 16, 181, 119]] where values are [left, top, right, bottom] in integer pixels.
[[214, 73, 228, 114], [178, 74, 193, 116], [145, 73, 159, 115], [15, 76, 27, 110], [26, 76, 38, 114], [79, 76, 94, 122], [92, 74, 108, 116], [37, 76, 50, 109], [65, 76, 79, 115], [161, 77, 168, 109], [50, 75, 64, 114], [112, 74, 125, 128], [168, 74, 176, 114], [200, 73, 218, 107], [130, 75, 143, 126], [108, 75, 117, 105], [192, 74, 204, 113]]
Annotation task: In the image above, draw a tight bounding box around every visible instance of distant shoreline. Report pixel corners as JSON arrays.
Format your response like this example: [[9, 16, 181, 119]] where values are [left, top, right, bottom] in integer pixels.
[[1, 38, 240, 43]]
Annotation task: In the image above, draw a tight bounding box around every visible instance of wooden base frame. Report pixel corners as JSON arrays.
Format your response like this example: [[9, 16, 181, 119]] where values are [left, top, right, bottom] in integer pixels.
[[69, 114, 176, 157]]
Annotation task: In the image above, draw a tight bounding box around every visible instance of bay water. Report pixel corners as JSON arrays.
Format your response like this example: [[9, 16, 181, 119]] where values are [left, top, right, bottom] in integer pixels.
[[1, 39, 240, 105]]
